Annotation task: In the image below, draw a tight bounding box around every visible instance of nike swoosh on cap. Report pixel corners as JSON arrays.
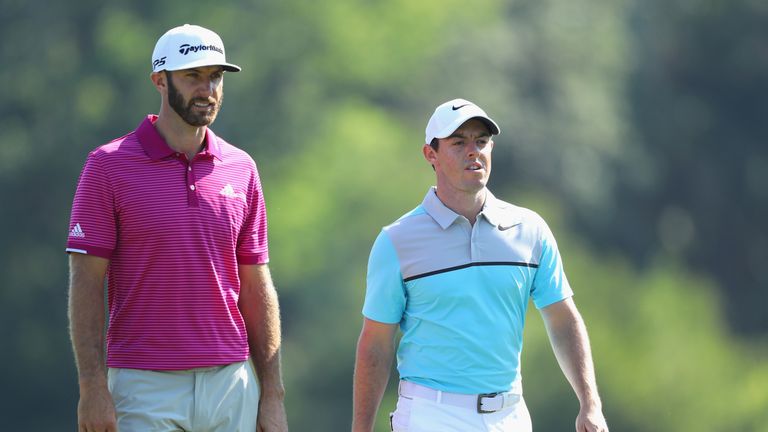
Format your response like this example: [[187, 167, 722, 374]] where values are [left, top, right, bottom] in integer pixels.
[[452, 104, 470, 111]]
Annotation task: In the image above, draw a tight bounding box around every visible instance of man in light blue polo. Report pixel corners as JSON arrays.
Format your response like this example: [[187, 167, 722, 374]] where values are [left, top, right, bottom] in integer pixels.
[[352, 99, 609, 432]]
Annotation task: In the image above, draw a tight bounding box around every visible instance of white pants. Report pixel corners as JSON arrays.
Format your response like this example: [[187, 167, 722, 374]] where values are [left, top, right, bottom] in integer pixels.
[[107, 360, 260, 432], [390, 382, 532, 432]]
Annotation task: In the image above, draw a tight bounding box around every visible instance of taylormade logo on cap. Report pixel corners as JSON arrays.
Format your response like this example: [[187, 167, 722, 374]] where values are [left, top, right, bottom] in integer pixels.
[[425, 98, 500, 144], [151, 24, 241, 73], [178, 44, 224, 56]]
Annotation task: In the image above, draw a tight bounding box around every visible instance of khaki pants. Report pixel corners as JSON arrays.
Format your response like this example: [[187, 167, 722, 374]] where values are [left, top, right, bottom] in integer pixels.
[[108, 361, 260, 432]]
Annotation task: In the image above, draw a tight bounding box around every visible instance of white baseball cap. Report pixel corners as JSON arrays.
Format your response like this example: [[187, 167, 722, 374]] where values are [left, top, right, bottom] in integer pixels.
[[151, 24, 241, 73], [425, 98, 500, 144]]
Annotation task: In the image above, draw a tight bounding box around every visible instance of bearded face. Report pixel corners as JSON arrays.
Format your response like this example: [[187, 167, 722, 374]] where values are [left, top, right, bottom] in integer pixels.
[[165, 69, 223, 127]]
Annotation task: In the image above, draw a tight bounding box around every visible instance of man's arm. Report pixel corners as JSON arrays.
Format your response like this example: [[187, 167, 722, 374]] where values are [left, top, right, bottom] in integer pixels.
[[352, 318, 398, 432], [68, 253, 116, 432], [540, 297, 609, 432], [238, 264, 288, 432]]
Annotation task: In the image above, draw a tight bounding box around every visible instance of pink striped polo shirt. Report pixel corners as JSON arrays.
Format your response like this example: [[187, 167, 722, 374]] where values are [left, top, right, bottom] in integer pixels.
[[66, 115, 269, 370]]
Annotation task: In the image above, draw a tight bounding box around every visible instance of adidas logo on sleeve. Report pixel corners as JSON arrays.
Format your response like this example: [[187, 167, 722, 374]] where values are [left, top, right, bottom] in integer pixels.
[[69, 223, 85, 238]]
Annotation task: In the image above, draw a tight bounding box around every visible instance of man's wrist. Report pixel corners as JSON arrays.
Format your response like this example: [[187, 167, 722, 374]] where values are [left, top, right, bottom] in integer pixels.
[[259, 386, 286, 400], [580, 398, 603, 412], [78, 371, 108, 390]]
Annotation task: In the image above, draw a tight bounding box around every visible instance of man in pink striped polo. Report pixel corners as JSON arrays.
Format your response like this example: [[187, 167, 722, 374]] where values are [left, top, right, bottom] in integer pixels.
[[66, 24, 288, 432]]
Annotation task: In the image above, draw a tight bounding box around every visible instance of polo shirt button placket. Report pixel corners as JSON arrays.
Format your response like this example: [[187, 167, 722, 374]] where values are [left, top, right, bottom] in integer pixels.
[[186, 159, 199, 207], [187, 162, 195, 189], [468, 219, 478, 261]]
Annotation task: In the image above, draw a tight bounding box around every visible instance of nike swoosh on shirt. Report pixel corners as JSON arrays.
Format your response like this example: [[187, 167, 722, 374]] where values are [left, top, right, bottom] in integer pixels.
[[452, 104, 470, 111], [498, 223, 521, 231]]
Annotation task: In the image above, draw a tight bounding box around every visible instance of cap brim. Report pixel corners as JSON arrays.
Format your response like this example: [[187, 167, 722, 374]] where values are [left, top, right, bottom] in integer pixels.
[[478, 118, 500, 135], [221, 64, 242, 72], [163, 59, 242, 73]]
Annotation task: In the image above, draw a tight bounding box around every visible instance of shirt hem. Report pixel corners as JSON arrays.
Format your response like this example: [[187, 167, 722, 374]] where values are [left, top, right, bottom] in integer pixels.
[[106, 354, 250, 371], [65, 243, 113, 259], [237, 253, 269, 265]]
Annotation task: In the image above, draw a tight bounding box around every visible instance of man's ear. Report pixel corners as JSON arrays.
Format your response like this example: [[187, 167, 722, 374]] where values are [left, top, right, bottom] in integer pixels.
[[150, 71, 167, 93], [423, 143, 438, 165]]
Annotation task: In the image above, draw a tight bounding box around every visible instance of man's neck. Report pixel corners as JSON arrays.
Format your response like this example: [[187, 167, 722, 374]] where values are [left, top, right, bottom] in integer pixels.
[[434, 186, 487, 225], [154, 110, 207, 160]]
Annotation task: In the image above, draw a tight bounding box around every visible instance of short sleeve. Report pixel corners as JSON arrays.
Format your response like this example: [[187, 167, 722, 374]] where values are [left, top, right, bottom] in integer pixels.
[[530, 220, 573, 309], [362, 231, 406, 324], [66, 151, 117, 258], [236, 162, 269, 264]]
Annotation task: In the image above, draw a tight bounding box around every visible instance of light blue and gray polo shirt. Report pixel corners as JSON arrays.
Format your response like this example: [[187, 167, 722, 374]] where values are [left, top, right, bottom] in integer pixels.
[[363, 187, 573, 394]]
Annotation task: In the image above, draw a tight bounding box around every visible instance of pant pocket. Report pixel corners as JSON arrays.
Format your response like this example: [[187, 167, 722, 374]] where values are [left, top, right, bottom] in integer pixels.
[[390, 396, 413, 431]]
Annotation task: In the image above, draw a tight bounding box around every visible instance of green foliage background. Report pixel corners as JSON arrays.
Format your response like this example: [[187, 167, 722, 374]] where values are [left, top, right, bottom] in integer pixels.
[[1, 0, 766, 430]]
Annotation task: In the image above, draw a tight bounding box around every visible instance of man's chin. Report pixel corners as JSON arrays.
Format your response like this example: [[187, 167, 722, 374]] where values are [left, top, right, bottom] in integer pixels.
[[463, 177, 488, 189], [184, 113, 218, 127]]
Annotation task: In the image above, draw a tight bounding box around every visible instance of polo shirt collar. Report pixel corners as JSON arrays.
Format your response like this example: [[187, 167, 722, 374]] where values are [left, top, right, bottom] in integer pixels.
[[136, 114, 223, 161], [422, 187, 460, 229], [480, 190, 523, 229], [422, 187, 522, 230]]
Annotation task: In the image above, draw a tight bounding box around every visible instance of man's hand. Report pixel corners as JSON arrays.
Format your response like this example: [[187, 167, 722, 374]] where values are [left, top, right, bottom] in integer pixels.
[[257, 395, 288, 432], [576, 404, 609, 432], [77, 380, 117, 432]]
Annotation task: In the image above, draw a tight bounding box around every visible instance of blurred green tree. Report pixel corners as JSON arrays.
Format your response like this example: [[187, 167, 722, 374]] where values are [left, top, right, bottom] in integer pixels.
[[519, 195, 768, 431]]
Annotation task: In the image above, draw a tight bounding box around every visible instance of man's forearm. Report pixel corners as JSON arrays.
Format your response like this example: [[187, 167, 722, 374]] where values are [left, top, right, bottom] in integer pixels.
[[544, 300, 601, 408], [69, 254, 118, 431], [68, 255, 109, 385], [352, 332, 394, 432], [543, 299, 609, 431], [247, 301, 284, 399], [239, 265, 285, 398], [238, 264, 289, 431]]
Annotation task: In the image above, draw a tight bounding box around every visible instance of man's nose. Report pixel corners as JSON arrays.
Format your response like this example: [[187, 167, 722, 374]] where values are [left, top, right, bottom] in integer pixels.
[[466, 142, 480, 157], [198, 79, 215, 96]]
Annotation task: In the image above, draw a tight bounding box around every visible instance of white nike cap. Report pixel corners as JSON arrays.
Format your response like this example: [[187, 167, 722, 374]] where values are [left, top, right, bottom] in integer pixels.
[[425, 98, 500, 144], [151, 24, 241, 73]]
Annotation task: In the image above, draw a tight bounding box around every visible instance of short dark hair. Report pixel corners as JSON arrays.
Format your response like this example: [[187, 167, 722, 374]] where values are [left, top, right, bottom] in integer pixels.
[[429, 138, 440, 151]]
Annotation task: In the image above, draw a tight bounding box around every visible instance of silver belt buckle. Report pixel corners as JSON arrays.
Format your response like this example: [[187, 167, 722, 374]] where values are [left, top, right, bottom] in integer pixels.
[[477, 392, 502, 414]]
